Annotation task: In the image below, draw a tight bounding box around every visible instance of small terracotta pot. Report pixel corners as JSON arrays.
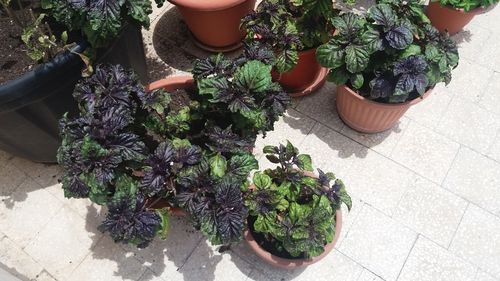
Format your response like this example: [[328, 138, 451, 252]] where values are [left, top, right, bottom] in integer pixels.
[[426, 1, 491, 35], [244, 170, 342, 269], [146, 197, 187, 216], [147, 75, 194, 92], [336, 85, 432, 134], [168, 0, 256, 52], [245, 210, 342, 269], [272, 48, 328, 97]]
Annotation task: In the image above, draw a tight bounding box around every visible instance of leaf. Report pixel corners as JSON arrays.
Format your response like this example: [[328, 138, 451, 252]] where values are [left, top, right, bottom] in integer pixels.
[[368, 4, 397, 29], [253, 172, 272, 190], [351, 73, 365, 89], [370, 76, 394, 99], [385, 26, 413, 50], [297, 154, 313, 172], [156, 208, 170, 240], [234, 60, 272, 93], [326, 67, 350, 85], [209, 153, 227, 178], [400, 44, 422, 59], [276, 49, 299, 73], [226, 154, 258, 180], [345, 45, 370, 73], [316, 43, 345, 69]]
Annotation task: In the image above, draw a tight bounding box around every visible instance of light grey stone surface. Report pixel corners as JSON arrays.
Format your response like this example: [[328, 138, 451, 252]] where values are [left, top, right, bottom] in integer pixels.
[[393, 176, 468, 248], [398, 236, 476, 281], [443, 147, 500, 216], [404, 84, 452, 130], [391, 121, 460, 184], [0, 236, 43, 280], [450, 204, 500, 279], [339, 205, 417, 281]]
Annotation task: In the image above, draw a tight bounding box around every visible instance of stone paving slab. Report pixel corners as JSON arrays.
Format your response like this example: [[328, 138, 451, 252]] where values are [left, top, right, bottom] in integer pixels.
[[1, 3, 500, 281]]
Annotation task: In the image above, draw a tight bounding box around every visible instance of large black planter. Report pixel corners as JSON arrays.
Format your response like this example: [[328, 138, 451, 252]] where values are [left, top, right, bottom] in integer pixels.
[[0, 25, 148, 163]]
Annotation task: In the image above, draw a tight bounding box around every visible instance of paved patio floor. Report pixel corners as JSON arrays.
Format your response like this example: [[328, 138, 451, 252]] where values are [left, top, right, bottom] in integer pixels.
[[2, 2, 500, 281]]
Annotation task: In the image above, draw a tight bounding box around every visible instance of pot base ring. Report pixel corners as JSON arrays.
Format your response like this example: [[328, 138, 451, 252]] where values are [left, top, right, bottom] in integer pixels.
[[188, 31, 243, 53], [287, 67, 328, 98]]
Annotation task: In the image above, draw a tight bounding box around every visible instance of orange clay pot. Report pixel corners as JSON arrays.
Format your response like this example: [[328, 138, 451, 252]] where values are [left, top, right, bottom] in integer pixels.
[[426, 1, 492, 35], [168, 0, 256, 52], [336, 85, 432, 134], [272, 48, 328, 97], [244, 170, 342, 269]]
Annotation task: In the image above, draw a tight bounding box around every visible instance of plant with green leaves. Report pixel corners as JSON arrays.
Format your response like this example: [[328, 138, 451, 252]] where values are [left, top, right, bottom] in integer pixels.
[[316, 3, 459, 103], [435, 0, 499, 11], [41, 0, 165, 48], [245, 141, 351, 258], [241, 0, 354, 74]]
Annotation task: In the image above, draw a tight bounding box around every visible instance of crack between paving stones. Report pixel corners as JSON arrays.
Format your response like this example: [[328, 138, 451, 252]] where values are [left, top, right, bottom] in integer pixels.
[[440, 145, 462, 187], [447, 203, 469, 250], [176, 237, 204, 272], [394, 234, 419, 281]]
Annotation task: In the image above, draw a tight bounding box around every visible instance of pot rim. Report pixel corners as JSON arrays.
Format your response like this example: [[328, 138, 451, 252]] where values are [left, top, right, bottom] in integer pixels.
[[338, 84, 433, 109], [245, 209, 343, 269], [167, 0, 252, 11], [147, 75, 195, 92]]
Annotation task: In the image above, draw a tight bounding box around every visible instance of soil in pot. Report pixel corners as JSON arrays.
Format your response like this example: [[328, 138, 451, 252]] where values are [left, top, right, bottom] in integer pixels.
[[273, 48, 328, 97]]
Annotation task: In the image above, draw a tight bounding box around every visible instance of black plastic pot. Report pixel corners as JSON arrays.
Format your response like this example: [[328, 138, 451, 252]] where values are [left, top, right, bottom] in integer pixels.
[[0, 25, 148, 163]]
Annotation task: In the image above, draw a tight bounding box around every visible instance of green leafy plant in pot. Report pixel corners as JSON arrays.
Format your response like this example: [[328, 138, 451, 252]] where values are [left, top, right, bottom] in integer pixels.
[[58, 47, 292, 248], [244, 141, 351, 269], [241, 0, 355, 97], [316, 1, 459, 133], [426, 0, 499, 35]]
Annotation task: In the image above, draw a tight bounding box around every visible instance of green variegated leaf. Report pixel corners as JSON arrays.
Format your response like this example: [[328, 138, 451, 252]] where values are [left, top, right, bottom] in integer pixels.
[[326, 66, 350, 85], [345, 45, 370, 73], [235, 60, 273, 93], [209, 153, 227, 178], [297, 154, 313, 171], [316, 41, 345, 69], [156, 208, 170, 240], [253, 172, 272, 189]]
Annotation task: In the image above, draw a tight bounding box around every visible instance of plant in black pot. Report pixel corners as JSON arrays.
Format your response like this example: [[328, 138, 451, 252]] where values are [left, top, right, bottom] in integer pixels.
[[241, 0, 355, 97], [244, 141, 352, 269], [0, 0, 163, 163], [316, 2, 459, 133], [58, 48, 292, 248]]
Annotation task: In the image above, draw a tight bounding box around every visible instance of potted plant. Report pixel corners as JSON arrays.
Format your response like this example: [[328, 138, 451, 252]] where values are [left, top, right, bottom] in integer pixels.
[[58, 47, 292, 247], [316, 2, 459, 133], [426, 0, 499, 35], [167, 0, 256, 52], [244, 141, 352, 269], [0, 0, 163, 163], [242, 0, 354, 97]]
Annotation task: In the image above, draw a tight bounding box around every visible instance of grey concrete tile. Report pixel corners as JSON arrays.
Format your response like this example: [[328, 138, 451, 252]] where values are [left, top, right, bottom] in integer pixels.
[[357, 269, 384, 281], [469, 5, 500, 31], [0, 150, 11, 165], [442, 59, 494, 103], [0, 162, 27, 196], [254, 108, 316, 161], [337, 197, 365, 247], [24, 206, 102, 280], [301, 123, 367, 179], [339, 205, 417, 281], [443, 147, 500, 216], [344, 151, 416, 216], [33, 270, 57, 281], [0, 236, 44, 280], [436, 97, 500, 154], [341, 116, 410, 157], [247, 249, 363, 281], [393, 176, 468, 248], [398, 236, 476, 281], [9, 157, 61, 188], [138, 269, 167, 281], [0, 179, 63, 248], [453, 23, 493, 62], [121, 216, 203, 281], [487, 131, 500, 163], [478, 72, 500, 116], [450, 204, 500, 279], [179, 240, 253, 281], [391, 121, 460, 184], [404, 84, 453, 130], [295, 82, 345, 132], [69, 236, 146, 281], [475, 270, 499, 281], [474, 33, 500, 72]]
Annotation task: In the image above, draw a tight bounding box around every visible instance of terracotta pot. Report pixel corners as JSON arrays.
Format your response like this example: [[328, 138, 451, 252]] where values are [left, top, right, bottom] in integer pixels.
[[273, 48, 328, 97], [147, 75, 194, 92], [146, 197, 187, 216], [426, 1, 491, 35], [244, 170, 342, 269], [245, 210, 342, 269], [336, 85, 432, 134], [168, 0, 256, 52]]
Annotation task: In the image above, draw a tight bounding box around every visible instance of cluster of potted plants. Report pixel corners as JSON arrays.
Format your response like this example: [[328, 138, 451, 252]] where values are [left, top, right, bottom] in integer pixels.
[[57, 44, 352, 266], [0, 0, 164, 162]]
